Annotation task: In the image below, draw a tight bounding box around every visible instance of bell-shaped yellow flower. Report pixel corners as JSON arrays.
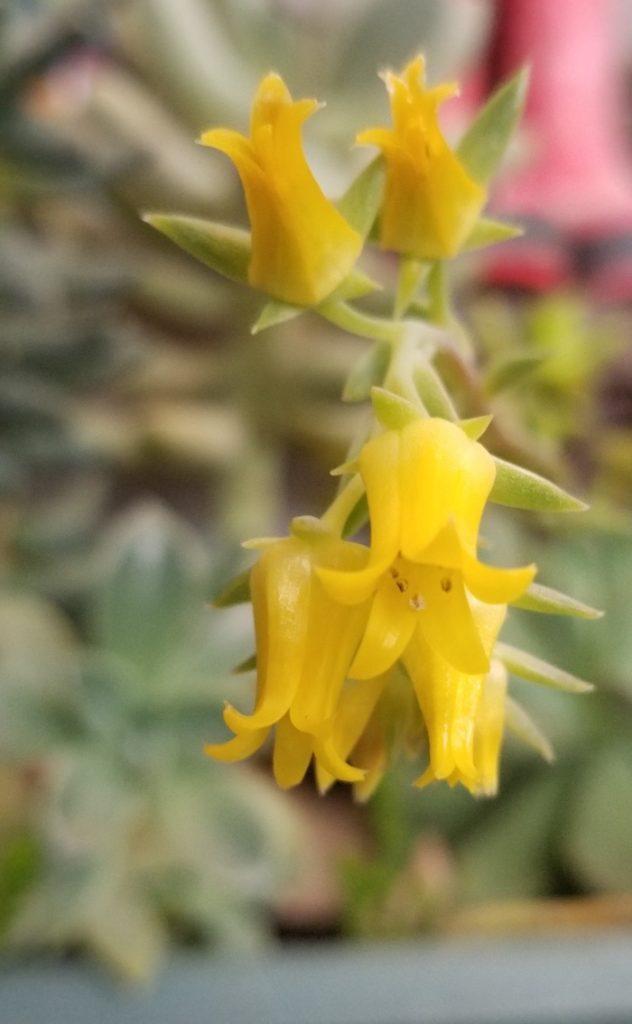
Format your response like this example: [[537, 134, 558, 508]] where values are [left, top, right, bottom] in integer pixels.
[[200, 73, 363, 306], [205, 531, 371, 788], [319, 418, 535, 676], [357, 55, 485, 260], [404, 600, 507, 794], [313, 603, 508, 799]]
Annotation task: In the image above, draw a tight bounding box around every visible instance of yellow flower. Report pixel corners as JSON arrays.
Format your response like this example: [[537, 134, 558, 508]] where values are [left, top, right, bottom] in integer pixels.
[[357, 55, 485, 260], [205, 531, 371, 788], [319, 418, 535, 676], [314, 603, 508, 800], [200, 73, 363, 306], [404, 600, 508, 794]]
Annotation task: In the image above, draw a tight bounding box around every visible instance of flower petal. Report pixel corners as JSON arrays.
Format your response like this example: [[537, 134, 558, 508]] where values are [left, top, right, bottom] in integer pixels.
[[461, 547, 536, 604], [272, 715, 313, 789], [416, 566, 490, 674], [225, 540, 312, 732], [349, 577, 417, 679], [315, 676, 387, 794], [204, 727, 268, 763], [290, 573, 369, 733], [317, 560, 387, 606], [399, 420, 495, 562], [472, 660, 508, 796], [314, 734, 366, 784], [360, 430, 402, 567]]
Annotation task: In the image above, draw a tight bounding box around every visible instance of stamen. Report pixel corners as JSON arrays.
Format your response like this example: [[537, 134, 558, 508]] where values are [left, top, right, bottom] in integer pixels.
[[440, 576, 452, 593], [409, 593, 425, 611], [395, 578, 408, 593]]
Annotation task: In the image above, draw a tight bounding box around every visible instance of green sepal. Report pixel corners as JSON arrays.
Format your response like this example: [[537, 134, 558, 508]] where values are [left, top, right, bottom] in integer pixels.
[[330, 458, 360, 477], [463, 217, 522, 253], [252, 300, 302, 334], [342, 493, 369, 539], [459, 414, 493, 441], [505, 696, 555, 763], [370, 387, 422, 429], [495, 641, 594, 694], [486, 354, 544, 395], [212, 569, 251, 608], [251, 268, 381, 334], [457, 66, 530, 185], [143, 214, 250, 283], [328, 268, 381, 303], [343, 342, 391, 403], [512, 581, 604, 620], [233, 653, 256, 674], [337, 156, 385, 239], [491, 457, 588, 512], [394, 257, 427, 318], [413, 361, 458, 420]]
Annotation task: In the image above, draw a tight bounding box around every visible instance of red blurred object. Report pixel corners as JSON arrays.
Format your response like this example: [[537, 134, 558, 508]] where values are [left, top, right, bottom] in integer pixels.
[[483, 0, 632, 300]]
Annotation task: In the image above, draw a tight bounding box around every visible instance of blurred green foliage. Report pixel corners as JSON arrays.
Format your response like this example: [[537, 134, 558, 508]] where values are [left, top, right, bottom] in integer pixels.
[[0, 0, 631, 977]]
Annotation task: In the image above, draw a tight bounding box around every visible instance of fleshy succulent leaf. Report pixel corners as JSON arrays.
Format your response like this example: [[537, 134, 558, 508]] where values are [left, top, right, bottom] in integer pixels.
[[491, 457, 588, 512], [143, 214, 250, 283], [495, 642, 594, 694], [513, 581, 604, 620], [457, 66, 530, 185]]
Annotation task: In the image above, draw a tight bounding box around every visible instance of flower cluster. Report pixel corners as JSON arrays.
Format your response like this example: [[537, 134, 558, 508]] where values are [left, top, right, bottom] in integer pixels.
[[148, 56, 599, 800]]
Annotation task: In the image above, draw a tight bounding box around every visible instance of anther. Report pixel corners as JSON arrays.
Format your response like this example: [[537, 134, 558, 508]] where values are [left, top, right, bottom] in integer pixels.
[[395, 578, 408, 593]]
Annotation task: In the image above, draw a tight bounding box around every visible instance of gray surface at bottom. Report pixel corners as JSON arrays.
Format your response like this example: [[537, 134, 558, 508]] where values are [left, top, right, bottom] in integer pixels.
[[2, 931, 632, 1024]]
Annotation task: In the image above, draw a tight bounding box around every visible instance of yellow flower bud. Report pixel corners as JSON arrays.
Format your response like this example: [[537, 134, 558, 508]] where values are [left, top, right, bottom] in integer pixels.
[[357, 56, 485, 260], [200, 73, 363, 306]]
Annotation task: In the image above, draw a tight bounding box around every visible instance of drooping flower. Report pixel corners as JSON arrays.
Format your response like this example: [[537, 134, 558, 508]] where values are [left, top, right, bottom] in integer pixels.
[[357, 55, 485, 260], [315, 605, 510, 800], [318, 418, 535, 677], [200, 73, 363, 306], [404, 600, 508, 794], [205, 528, 371, 787]]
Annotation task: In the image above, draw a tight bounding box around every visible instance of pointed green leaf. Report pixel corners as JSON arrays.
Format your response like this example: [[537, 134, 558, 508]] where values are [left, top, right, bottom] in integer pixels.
[[457, 67, 530, 185], [459, 414, 493, 441], [252, 300, 302, 335], [143, 214, 250, 283], [495, 642, 594, 694], [395, 257, 427, 318], [486, 354, 544, 395], [413, 361, 458, 420], [371, 387, 421, 429], [513, 581, 604, 620], [463, 217, 522, 252], [233, 653, 256, 674], [491, 457, 588, 512], [213, 569, 250, 608], [343, 342, 391, 403], [505, 695, 555, 763], [337, 156, 385, 239]]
